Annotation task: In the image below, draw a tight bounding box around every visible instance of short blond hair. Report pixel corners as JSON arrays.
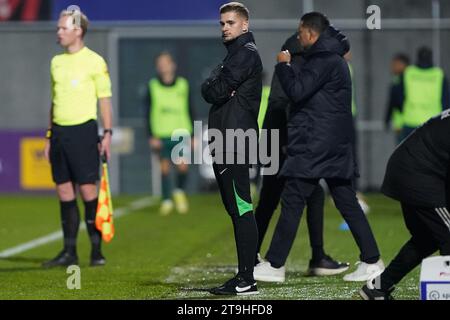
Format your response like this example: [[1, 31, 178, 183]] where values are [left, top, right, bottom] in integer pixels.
[[220, 2, 249, 20], [60, 9, 89, 38]]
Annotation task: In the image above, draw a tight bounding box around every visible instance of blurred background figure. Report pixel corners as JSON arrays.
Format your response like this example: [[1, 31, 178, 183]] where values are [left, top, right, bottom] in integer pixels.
[[392, 47, 449, 142], [384, 53, 410, 144], [146, 51, 194, 215]]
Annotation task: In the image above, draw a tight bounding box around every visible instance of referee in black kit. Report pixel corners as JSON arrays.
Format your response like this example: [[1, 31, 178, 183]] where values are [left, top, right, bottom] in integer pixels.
[[361, 111, 450, 300]]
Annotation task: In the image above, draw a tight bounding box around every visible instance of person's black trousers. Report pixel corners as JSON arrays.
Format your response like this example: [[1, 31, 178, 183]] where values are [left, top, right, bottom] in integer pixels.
[[212, 160, 258, 282], [379, 203, 450, 291], [254, 172, 325, 262], [254, 171, 284, 255], [266, 177, 380, 268]]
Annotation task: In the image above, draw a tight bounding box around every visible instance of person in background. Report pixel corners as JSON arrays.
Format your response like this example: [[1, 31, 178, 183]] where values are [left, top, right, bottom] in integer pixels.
[[146, 51, 194, 215], [384, 53, 410, 144], [392, 47, 449, 141]]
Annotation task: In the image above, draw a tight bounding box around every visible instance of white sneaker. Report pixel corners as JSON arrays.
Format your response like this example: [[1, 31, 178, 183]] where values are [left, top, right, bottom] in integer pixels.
[[256, 253, 265, 264], [173, 189, 188, 214], [159, 200, 174, 216], [253, 261, 285, 283], [343, 259, 385, 282]]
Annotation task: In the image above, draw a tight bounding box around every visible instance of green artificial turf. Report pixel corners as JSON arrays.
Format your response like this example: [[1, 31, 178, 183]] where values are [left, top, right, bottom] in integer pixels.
[[0, 193, 420, 300]]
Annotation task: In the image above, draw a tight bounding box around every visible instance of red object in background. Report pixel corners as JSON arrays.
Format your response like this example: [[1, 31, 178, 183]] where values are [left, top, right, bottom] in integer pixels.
[[0, 0, 42, 21]]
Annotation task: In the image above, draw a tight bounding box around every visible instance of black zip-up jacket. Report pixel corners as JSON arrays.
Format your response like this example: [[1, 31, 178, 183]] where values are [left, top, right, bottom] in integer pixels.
[[201, 32, 263, 156], [275, 26, 355, 179], [382, 111, 450, 207]]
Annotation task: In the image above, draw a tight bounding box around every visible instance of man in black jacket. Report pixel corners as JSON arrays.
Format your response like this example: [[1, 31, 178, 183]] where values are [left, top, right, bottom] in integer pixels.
[[201, 2, 262, 295], [361, 111, 450, 300], [254, 32, 349, 282], [254, 12, 383, 283]]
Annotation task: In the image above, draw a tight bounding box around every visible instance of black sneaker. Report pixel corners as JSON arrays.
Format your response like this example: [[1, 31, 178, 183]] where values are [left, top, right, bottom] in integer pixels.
[[360, 281, 394, 300], [209, 275, 258, 296], [42, 250, 78, 268], [90, 252, 106, 267], [307, 255, 350, 276]]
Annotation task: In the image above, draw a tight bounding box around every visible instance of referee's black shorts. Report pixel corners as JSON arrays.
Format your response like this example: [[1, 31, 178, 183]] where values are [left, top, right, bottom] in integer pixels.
[[50, 120, 100, 185]]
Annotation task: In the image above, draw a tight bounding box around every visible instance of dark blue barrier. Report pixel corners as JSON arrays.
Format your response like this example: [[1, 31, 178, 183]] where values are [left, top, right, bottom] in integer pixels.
[[52, 0, 226, 21]]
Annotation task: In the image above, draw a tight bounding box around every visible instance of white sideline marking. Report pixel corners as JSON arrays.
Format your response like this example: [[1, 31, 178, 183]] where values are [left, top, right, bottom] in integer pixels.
[[0, 197, 157, 258]]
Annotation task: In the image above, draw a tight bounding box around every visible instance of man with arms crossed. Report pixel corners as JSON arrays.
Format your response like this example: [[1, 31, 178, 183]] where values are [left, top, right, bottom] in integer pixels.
[[201, 2, 262, 295]]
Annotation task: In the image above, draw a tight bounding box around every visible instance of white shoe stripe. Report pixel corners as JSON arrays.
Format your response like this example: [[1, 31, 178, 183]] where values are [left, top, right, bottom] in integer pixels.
[[437, 208, 450, 227], [435, 208, 445, 225], [435, 208, 450, 230], [235, 285, 252, 293], [442, 208, 450, 224], [435, 208, 448, 227], [441, 208, 450, 231]]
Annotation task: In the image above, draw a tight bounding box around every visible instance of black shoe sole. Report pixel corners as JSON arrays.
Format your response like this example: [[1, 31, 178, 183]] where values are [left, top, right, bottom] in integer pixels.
[[209, 291, 234, 296], [359, 287, 392, 300], [237, 290, 259, 296], [209, 290, 259, 296], [209, 285, 258, 296]]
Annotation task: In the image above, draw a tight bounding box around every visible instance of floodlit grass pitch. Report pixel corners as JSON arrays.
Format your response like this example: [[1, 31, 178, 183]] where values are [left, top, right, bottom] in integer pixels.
[[0, 194, 419, 299]]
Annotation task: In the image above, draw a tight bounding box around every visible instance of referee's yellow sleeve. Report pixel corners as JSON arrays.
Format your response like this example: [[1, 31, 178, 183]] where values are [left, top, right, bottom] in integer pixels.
[[95, 58, 112, 98]]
